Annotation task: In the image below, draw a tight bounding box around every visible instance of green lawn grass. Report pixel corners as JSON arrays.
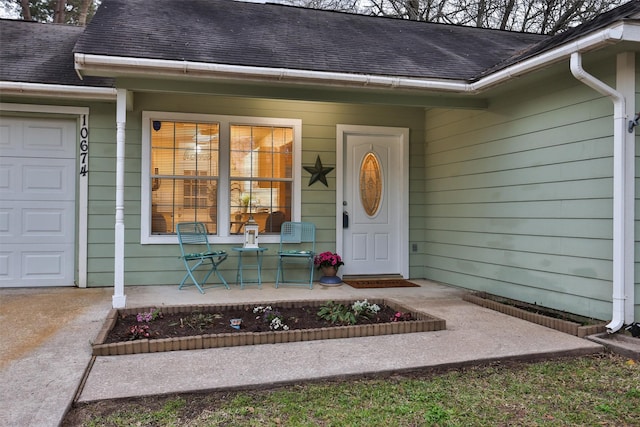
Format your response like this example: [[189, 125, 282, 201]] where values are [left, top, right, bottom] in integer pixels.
[[64, 353, 639, 426]]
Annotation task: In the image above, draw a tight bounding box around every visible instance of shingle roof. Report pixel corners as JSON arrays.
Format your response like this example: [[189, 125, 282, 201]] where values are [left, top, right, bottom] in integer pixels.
[[2, 0, 638, 88], [72, 0, 546, 80], [0, 19, 112, 87]]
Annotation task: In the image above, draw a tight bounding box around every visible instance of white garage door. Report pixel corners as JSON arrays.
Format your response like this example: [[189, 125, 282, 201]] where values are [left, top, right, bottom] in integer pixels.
[[0, 117, 76, 287]]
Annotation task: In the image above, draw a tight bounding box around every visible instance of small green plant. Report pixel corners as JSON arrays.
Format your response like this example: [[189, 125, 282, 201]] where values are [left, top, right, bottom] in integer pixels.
[[127, 324, 151, 340], [124, 309, 162, 340], [317, 301, 356, 325], [136, 308, 163, 323], [172, 312, 217, 332], [626, 388, 640, 398], [424, 404, 452, 424], [595, 403, 615, 414], [351, 299, 380, 319], [317, 300, 381, 325], [240, 193, 257, 207], [253, 306, 290, 330]]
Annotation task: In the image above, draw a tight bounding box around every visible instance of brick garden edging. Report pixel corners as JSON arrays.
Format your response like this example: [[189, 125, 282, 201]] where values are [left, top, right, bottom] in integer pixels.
[[92, 299, 446, 356], [463, 292, 606, 338]]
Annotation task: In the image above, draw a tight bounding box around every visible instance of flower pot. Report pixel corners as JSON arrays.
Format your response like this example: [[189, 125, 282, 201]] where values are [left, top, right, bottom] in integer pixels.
[[319, 266, 342, 286]]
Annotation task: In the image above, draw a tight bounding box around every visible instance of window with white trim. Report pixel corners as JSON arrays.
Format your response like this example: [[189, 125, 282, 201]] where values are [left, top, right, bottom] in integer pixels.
[[141, 112, 301, 244]]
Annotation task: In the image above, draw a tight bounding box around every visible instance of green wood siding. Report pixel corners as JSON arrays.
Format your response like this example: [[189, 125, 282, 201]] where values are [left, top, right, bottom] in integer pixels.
[[423, 71, 619, 321], [84, 92, 425, 286]]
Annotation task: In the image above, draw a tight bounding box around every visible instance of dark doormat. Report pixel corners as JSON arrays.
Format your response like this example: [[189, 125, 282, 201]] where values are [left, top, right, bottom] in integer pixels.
[[343, 279, 420, 289]]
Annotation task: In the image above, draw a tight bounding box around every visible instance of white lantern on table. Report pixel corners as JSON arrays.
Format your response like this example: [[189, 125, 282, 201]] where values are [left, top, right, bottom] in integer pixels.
[[243, 216, 259, 248]]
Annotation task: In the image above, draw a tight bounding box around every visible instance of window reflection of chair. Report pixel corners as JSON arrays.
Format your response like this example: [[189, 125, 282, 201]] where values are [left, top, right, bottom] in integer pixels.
[[152, 205, 168, 234], [263, 211, 286, 233], [152, 212, 167, 233]]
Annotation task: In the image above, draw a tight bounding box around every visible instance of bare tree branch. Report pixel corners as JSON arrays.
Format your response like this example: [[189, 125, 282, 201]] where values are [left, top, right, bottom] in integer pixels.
[[284, 0, 625, 34], [19, 0, 31, 20], [53, 0, 66, 24], [499, 0, 515, 30], [77, 0, 91, 25]]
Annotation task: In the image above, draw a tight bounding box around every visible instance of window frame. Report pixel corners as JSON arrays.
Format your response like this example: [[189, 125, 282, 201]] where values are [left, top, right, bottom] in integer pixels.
[[141, 111, 302, 244]]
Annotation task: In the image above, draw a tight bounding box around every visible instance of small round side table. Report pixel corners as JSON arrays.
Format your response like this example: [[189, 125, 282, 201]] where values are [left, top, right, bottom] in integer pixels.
[[232, 247, 268, 289]]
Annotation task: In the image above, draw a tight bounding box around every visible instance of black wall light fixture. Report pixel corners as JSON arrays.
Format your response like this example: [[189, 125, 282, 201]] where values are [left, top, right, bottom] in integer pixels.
[[628, 112, 640, 133]]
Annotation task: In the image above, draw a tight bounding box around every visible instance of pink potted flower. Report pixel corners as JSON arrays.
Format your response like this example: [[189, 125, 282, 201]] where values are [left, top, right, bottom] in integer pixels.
[[314, 251, 344, 285]]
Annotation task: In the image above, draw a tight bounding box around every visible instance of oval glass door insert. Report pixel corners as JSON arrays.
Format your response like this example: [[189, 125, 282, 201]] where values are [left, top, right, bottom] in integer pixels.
[[359, 152, 383, 217]]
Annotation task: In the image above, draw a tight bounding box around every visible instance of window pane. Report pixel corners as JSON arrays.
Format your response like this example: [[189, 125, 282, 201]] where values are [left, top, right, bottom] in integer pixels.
[[151, 121, 219, 234], [151, 178, 173, 234], [151, 121, 176, 149], [229, 124, 293, 234], [229, 180, 291, 234], [151, 178, 218, 234]]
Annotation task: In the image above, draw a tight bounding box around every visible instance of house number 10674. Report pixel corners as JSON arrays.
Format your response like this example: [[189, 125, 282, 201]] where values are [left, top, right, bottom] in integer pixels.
[[79, 114, 88, 177]]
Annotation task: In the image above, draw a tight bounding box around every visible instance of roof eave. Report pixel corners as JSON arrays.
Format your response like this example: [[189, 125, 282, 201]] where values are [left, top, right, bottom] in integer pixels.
[[0, 81, 117, 100], [73, 54, 472, 93]]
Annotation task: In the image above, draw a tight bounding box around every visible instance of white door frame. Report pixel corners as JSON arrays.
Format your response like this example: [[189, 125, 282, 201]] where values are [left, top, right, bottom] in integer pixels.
[[0, 103, 89, 288], [336, 124, 409, 278]]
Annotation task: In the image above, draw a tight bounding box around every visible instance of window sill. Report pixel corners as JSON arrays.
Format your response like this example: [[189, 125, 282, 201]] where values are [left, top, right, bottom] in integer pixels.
[[141, 234, 282, 245]]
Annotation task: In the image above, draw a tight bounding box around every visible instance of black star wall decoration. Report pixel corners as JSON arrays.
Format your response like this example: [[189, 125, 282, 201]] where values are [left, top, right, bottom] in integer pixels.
[[303, 155, 334, 187]]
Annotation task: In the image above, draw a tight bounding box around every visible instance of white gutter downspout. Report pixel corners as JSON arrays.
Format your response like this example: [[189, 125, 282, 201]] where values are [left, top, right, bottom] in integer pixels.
[[570, 52, 635, 333], [112, 88, 127, 309]]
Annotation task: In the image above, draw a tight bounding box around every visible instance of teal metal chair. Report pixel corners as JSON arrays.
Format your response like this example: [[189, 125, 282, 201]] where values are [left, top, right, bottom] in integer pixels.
[[275, 221, 316, 289], [177, 222, 229, 294]]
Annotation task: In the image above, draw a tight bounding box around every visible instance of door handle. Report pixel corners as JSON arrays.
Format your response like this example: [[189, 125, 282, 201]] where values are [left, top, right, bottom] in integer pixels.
[[343, 211, 349, 228]]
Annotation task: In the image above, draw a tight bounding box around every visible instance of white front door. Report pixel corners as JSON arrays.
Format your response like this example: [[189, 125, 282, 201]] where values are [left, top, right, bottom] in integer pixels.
[[0, 117, 76, 287], [337, 125, 409, 277]]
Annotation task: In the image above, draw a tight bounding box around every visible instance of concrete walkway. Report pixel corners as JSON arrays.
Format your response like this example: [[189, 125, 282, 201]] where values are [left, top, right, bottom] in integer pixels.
[[0, 281, 606, 427]]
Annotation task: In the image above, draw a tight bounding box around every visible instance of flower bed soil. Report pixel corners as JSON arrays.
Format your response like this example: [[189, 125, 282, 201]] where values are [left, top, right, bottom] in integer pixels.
[[463, 292, 606, 337], [92, 299, 445, 356]]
